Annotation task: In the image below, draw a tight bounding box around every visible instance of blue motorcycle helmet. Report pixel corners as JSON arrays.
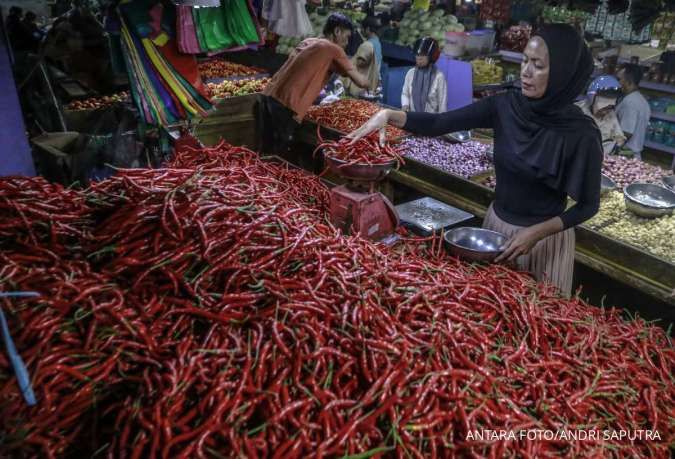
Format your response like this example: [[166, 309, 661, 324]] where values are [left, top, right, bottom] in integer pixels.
[[586, 75, 621, 114], [587, 75, 622, 98]]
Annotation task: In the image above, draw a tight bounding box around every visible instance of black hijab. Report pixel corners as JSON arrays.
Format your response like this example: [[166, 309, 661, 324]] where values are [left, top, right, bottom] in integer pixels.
[[508, 24, 601, 201]]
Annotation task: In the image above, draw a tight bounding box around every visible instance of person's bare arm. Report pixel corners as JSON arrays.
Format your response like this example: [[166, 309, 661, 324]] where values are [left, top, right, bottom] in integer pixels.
[[347, 109, 407, 145], [346, 68, 370, 89], [349, 96, 499, 144], [386, 110, 407, 128]]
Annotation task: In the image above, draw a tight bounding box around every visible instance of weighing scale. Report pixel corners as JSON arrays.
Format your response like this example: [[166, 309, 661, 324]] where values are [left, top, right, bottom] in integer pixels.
[[325, 156, 399, 241], [396, 197, 475, 236]]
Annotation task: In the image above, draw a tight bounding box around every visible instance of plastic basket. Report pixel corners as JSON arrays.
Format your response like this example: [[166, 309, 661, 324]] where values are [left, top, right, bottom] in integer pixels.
[[443, 32, 468, 58], [466, 29, 496, 57]]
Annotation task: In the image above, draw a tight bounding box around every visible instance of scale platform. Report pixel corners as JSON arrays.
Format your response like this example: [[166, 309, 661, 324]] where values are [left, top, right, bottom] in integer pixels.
[[396, 197, 474, 236]]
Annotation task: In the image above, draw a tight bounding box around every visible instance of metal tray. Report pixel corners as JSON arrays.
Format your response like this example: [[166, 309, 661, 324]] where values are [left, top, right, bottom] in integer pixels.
[[396, 197, 474, 236]]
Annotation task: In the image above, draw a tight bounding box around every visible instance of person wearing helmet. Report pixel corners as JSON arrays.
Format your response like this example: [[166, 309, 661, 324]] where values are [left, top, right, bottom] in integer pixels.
[[576, 75, 625, 155], [401, 37, 447, 113]]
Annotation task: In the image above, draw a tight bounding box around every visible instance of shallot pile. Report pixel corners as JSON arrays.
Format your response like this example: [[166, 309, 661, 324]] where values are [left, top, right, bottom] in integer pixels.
[[602, 156, 669, 189], [401, 137, 492, 178]]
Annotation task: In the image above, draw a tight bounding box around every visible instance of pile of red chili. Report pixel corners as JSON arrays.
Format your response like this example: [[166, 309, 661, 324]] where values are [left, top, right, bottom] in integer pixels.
[[316, 131, 405, 166], [306, 99, 407, 140], [0, 142, 673, 458]]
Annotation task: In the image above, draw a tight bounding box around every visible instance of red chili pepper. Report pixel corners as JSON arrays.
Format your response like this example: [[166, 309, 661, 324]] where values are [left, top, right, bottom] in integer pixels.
[[2, 140, 674, 459], [306, 99, 406, 140]]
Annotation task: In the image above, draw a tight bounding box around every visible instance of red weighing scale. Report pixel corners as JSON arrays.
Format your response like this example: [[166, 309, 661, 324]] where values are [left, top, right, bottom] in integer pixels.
[[325, 156, 399, 241]]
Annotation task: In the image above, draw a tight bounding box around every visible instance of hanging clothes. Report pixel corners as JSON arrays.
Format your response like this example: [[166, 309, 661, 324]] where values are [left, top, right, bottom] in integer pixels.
[[252, 0, 265, 18], [268, 0, 312, 38], [262, 0, 282, 22], [118, 0, 212, 125], [176, 6, 201, 54]]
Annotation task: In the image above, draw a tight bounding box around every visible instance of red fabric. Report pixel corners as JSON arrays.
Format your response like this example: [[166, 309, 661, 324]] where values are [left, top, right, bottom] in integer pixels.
[[156, 38, 210, 101]]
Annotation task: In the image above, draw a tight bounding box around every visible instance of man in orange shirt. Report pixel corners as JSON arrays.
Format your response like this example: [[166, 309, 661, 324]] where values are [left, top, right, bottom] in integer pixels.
[[257, 14, 370, 155]]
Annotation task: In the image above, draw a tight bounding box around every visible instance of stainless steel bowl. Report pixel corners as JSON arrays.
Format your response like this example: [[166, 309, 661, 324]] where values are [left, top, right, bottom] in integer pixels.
[[443, 227, 507, 263], [623, 183, 675, 218], [324, 155, 396, 182], [601, 174, 617, 197], [662, 175, 675, 192], [446, 131, 472, 143]]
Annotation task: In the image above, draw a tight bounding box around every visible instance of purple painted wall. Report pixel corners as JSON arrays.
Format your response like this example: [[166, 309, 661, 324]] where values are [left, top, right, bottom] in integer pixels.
[[0, 10, 36, 177]]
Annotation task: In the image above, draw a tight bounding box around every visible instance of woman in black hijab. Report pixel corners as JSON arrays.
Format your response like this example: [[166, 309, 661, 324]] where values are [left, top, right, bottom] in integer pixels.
[[348, 24, 602, 297]]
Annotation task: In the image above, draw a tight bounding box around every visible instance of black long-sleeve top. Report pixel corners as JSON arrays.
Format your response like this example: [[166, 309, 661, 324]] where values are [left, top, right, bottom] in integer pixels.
[[403, 94, 602, 229]]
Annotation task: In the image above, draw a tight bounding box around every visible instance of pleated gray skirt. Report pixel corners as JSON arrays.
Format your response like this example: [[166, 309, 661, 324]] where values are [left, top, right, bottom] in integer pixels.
[[483, 204, 576, 297]]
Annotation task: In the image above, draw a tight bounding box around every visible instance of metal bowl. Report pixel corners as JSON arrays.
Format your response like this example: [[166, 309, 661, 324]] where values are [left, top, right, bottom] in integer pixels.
[[623, 183, 675, 218], [446, 130, 472, 143], [601, 174, 617, 197], [443, 227, 507, 263], [662, 175, 675, 192], [324, 155, 396, 182]]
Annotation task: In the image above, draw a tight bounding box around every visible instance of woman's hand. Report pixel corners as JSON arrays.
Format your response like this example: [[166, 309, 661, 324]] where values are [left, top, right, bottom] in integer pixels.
[[495, 217, 563, 263], [347, 109, 390, 145], [495, 226, 542, 263]]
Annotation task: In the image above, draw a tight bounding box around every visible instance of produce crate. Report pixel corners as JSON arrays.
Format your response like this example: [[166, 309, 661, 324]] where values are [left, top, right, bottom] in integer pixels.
[[63, 108, 105, 133], [192, 93, 259, 148], [62, 98, 134, 134], [204, 73, 269, 84], [469, 169, 495, 184]]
